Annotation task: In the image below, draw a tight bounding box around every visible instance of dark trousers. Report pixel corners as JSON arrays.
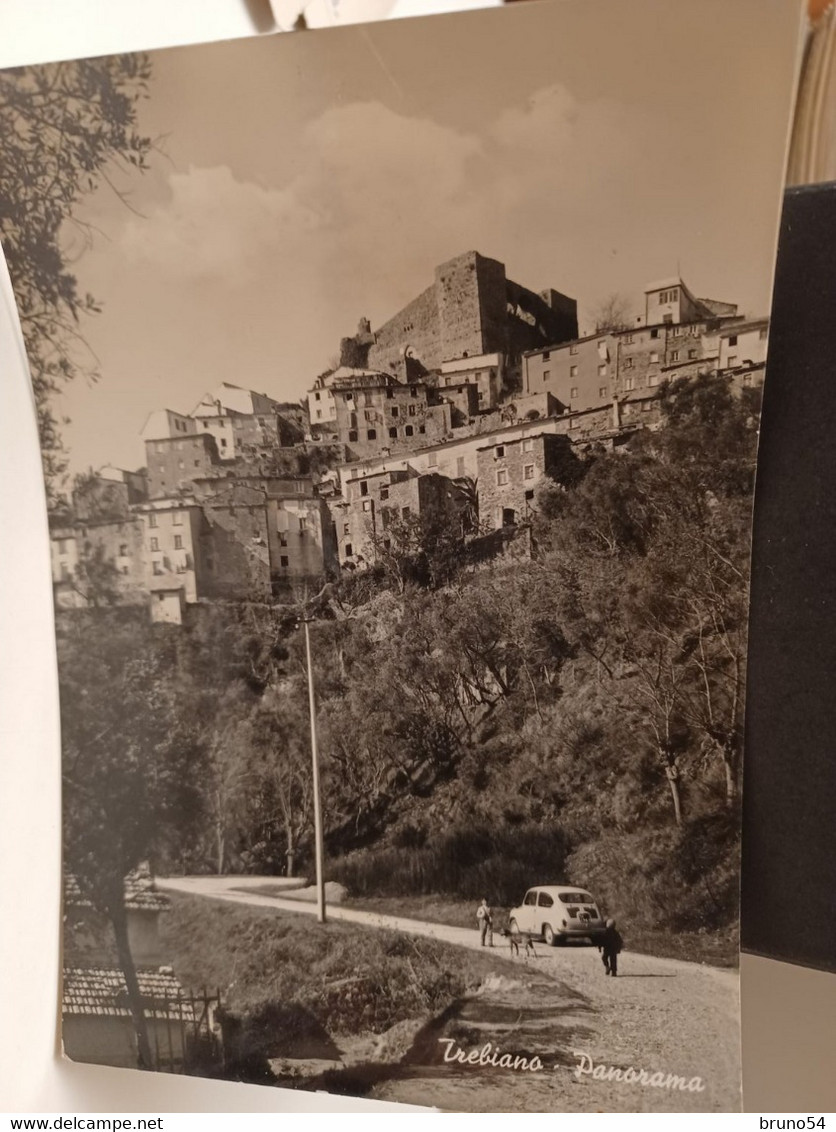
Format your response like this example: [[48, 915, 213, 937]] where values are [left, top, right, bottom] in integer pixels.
[[602, 949, 618, 975]]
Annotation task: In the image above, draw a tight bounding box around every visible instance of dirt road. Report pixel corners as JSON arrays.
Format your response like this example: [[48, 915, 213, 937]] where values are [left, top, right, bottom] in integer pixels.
[[158, 876, 741, 1112]]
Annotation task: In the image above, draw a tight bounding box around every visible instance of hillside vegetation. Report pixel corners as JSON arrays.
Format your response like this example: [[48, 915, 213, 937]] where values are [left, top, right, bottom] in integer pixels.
[[59, 374, 758, 955]]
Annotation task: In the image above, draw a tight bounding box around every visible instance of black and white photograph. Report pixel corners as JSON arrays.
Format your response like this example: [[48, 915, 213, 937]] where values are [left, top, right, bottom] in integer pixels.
[[0, 0, 803, 1112]]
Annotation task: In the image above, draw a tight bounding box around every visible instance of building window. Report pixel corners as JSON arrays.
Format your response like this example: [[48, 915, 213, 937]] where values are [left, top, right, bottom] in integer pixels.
[[316, 410, 322, 420], [642, 401, 653, 412], [173, 512, 183, 526], [670, 350, 680, 362], [280, 555, 289, 568], [728, 335, 738, 346], [367, 429, 377, 440], [599, 386, 608, 398], [650, 352, 659, 363], [150, 538, 159, 551], [623, 357, 634, 369], [295, 481, 305, 493], [728, 355, 738, 368], [542, 351, 550, 361], [362, 500, 372, 512], [623, 334, 634, 344], [569, 417, 580, 430], [388, 427, 398, 439], [343, 523, 350, 535], [385, 388, 394, 399], [344, 543, 353, 558], [407, 404, 416, 417], [391, 406, 399, 418], [148, 513, 158, 528], [624, 376, 634, 391], [688, 349, 697, 359], [360, 481, 368, 497], [203, 421, 210, 429], [410, 387, 418, 397], [345, 392, 354, 402], [419, 425, 426, 434], [496, 469, 509, 486], [523, 464, 535, 480], [569, 344, 579, 355], [650, 328, 659, 339], [119, 544, 128, 557], [405, 425, 414, 436], [496, 445, 505, 458], [279, 534, 288, 547], [522, 438, 533, 452], [649, 373, 660, 387], [570, 365, 578, 377], [543, 370, 551, 382], [348, 430, 358, 442], [174, 535, 183, 550], [152, 561, 163, 576], [402, 507, 411, 519], [570, 386, 579, 399], [380, 487, 389, 501], [314, 391, 321, 401], [428, 452, 438, 467], [598, 364, 607, 377]]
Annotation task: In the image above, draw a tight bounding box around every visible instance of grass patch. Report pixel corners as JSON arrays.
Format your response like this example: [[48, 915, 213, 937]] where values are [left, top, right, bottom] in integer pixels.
[[159, 892, 523, 1038]]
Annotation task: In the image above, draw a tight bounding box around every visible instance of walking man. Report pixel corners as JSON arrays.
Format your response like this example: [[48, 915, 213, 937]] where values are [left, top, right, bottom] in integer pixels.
[[598, 918, 623, 976], [476, 898, 494, 947]]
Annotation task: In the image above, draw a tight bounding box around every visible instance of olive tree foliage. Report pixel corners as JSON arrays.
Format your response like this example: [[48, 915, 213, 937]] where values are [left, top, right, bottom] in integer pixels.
[[0, 56, 152, 497]]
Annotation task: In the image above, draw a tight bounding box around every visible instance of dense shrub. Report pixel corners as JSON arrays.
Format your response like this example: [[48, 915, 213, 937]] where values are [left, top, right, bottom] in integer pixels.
[[328, 823, 568, 907], [566, 815, 739, 934]]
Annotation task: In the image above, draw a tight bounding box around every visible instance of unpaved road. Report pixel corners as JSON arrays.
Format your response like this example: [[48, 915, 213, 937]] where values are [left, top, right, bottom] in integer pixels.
[[159, 876, 740, 1112]]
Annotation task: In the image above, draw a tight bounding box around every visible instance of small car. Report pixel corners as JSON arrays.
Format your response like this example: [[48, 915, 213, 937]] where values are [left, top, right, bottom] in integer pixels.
[[508, 884, 606, 946]]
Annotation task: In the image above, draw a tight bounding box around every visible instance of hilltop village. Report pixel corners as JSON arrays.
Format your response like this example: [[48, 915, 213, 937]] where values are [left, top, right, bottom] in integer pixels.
[[49, 250, 768, 623]]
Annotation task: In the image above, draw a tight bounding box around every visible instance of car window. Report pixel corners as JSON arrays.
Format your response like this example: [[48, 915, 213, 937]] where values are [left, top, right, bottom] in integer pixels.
[[537, 892, 554, 907], [523, 890, 537, 906], [558, 891, 594, 903]]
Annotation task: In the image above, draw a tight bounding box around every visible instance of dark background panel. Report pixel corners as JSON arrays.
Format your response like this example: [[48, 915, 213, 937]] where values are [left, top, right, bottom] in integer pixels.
[[742, 182, 836, 971]]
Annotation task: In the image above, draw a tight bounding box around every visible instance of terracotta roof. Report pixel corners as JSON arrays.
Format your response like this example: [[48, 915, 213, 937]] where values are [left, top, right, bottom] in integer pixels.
[[63, 967, 195, 1019], [64, 870, 170, 912]]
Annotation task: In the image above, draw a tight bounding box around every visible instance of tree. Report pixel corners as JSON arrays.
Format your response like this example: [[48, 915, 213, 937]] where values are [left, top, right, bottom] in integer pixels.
[[58, 611, 207, 1067], [589, 292, 633, 333], [0, 57, 152, 498]]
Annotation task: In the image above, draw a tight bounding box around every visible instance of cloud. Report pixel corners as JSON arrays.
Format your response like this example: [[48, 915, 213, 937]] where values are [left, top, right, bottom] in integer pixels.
[[112, 86, 666, 363]]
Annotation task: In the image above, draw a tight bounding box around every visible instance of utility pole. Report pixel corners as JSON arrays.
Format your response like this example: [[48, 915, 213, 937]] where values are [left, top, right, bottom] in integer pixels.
[[303, 615, 326, 923]]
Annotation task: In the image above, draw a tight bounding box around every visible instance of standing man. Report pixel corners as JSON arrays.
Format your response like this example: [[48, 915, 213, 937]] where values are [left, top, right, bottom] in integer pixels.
[[598, 918, 624, 976], [477, 898, 494, 947]]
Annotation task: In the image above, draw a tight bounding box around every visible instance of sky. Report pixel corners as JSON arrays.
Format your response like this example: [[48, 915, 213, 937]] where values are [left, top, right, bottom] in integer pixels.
[[49, 0, 801, 475]]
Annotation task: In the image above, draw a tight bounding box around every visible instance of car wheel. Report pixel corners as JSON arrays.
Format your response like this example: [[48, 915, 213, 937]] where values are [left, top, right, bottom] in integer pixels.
[[543, 923, 556, 946], [509, 918, 519, 933]]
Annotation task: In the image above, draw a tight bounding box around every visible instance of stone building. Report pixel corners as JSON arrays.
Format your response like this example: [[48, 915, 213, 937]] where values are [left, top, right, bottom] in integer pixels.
[[476, 432, 579, 531], [338, 250, 578, 377], [51, 515, 148, 611], [332, 469, 465, 566], [142, 382, 301, 467], [330, 370, 452, 461], [437, 352, 504, 409], [717, 317, 769, 372], [137, 501, 211, 623], [145, 433, 221, 499], [523, 277, 747, 410]]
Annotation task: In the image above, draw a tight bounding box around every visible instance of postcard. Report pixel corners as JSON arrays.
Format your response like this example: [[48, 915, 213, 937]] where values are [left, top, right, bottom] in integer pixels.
[[0, 0, 802, 1112]]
